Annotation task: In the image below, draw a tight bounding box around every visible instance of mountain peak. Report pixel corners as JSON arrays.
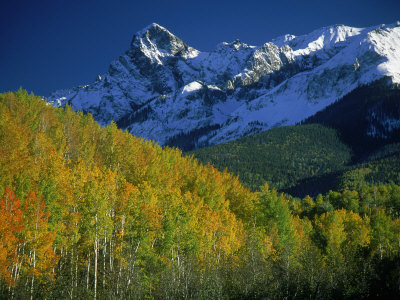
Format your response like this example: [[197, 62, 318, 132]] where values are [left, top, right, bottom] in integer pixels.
[[139, 23, 170, 36], [49, 21, 400, 150], [131, 23, 190, 56]]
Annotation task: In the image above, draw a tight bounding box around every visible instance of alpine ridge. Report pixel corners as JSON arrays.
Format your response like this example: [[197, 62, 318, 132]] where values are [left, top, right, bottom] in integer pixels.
[[48, 22, 400, 150]]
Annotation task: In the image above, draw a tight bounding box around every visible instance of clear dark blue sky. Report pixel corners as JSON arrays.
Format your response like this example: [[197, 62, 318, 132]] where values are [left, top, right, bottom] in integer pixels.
[[1, 0, 399, 96]]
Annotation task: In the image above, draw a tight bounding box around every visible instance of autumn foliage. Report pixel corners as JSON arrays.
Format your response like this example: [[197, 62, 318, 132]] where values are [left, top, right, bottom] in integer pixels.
[[1, 90, 400, 298], [0, 188, 23, 285]]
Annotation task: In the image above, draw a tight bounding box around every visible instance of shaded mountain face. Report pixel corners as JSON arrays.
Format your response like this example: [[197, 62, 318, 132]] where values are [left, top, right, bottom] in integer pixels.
[[48, 22, 400, 150], [304, 78, 400, 156]]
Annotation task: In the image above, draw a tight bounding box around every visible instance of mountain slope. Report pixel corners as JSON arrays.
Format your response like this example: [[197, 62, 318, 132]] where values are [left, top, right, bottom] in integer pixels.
[[188, 124, 353, 192], [48, 22, 400, 150], [304, 77, 400, 155], [189, 78, 400, 196], [189, 122, 400, 197]]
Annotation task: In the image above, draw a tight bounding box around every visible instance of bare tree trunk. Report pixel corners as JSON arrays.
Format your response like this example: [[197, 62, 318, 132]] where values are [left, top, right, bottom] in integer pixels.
[[30, 250, 36, 300], [87, 254, 90, 292], [103, 235, 106, 288], [75, 254, 78, 291], [70, 249, 74, 299], [31, 201, 40, 300], [94, 214, 98, 300], [116, 216, 124, 295]]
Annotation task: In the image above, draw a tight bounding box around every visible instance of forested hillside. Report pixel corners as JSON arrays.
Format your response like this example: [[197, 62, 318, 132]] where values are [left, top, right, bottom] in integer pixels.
[[189, 124, 353, 193], [304, 78, 400, 156], [190, 123, 400, 197], [1, 90, 400, 299]]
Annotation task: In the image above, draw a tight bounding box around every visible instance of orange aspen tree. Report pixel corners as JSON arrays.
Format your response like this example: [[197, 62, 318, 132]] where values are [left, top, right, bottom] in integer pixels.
[[0, 188, 24, 286]]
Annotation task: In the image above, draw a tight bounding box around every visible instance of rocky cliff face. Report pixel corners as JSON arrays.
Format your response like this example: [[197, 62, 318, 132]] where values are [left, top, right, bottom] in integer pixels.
[[48, 22, 400, 150]]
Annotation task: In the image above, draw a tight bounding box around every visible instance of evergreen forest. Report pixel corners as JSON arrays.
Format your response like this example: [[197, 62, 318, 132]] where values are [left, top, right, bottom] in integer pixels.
[[190, 80, 400, 197]]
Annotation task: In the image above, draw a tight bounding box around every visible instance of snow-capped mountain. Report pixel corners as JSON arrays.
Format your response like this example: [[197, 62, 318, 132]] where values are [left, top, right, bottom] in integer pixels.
[[48, 22, 400, 150]]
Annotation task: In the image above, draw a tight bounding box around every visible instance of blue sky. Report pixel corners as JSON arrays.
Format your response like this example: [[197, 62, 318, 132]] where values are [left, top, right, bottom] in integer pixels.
[[1, 0, 399, 96]]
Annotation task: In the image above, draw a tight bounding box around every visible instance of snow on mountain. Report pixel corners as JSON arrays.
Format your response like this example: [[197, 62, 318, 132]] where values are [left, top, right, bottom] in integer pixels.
[[48, 22, 400, 149]]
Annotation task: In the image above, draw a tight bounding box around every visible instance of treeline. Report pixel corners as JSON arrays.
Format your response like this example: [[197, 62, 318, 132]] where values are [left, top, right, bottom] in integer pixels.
[[190, 123, 400, 197], [1, 90, 400, 299], [285, 147, 400, 197], [303, 77, 400, 156], [189, 124, 353, 192], [189, 79, 400, 197]]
